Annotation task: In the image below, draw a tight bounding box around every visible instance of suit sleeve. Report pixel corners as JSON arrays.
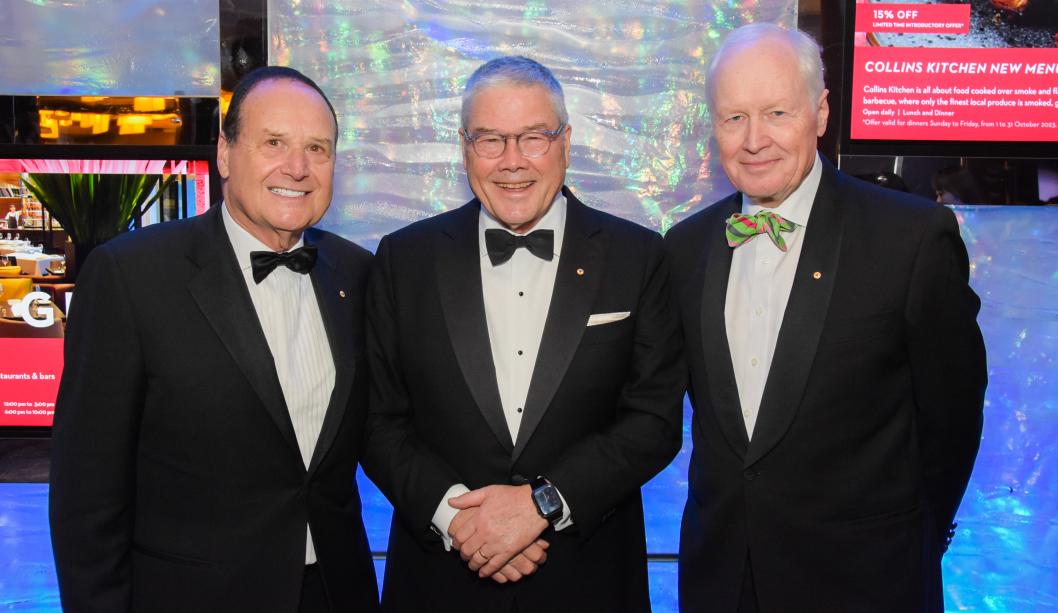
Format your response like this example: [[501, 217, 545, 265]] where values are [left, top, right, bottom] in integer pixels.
[[546, 232, 686, 539], [360, 235, 464, 544], [49, 245, 144, 613], [905, 205, 987, 545]]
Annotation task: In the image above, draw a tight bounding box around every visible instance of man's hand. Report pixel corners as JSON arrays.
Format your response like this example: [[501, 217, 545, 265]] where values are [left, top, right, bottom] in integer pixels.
[[449, 493, 550, 583], [488, 540, 549, 583], [449, 484, 549, 577], [448, 506, 478, 550]]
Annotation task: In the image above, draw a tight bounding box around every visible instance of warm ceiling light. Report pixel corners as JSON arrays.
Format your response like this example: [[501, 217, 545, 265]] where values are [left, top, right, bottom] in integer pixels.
[[133, 97, 166, 112], [220, 90, 233, 120], [90, 113, 111, 134], [38, 111, 59, 139], [117, 115, 150, 135]]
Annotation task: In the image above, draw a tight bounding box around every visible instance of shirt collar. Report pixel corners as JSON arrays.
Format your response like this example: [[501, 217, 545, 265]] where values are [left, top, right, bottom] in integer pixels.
[[478, 190, 567, 260], [742, 153, 822, 228], [222, 202, 304, 272]]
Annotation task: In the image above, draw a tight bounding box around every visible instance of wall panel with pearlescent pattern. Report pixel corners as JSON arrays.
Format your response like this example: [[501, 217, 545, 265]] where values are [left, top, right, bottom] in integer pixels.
[[269, 0, 795, 249]]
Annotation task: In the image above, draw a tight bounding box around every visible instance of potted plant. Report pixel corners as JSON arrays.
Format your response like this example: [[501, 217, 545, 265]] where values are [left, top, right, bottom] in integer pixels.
[[22, 173, 174, 279]]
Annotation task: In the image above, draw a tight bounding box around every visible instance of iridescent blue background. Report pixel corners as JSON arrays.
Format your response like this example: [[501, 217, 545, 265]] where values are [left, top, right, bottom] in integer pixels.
[[0, 0, 218, 97], [268, 0, 795, 248]]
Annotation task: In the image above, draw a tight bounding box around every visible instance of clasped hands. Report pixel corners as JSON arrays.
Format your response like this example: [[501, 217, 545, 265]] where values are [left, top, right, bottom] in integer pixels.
[[447, 484, 550, 584]]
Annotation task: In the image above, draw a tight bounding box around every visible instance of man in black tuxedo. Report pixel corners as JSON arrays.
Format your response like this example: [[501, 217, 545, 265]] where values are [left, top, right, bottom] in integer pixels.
[[49, 67, 379, 613], [667, 24, 987, 612], [362, 56, 685, 612]]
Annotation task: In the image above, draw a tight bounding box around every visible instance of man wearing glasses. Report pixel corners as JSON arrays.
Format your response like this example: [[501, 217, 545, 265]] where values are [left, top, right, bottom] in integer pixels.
[[362, 56, 684, 612]]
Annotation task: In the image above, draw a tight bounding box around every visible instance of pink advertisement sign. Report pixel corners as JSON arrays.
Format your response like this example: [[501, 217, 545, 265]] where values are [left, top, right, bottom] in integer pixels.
[[849, 0, 1058, 142], [0, 339, 63, 427]]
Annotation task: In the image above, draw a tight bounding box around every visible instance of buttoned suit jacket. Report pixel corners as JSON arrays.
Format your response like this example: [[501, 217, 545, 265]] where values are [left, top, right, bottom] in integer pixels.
[[362, 187, 685, 612], [49, 204, 379, 613], [666, 161, 986, 613]]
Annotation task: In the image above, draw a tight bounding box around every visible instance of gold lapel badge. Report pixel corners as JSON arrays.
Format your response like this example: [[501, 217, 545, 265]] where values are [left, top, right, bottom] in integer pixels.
[[812, 272, 822, 280], [339, 290, 347, 298], [576, 268, 585, 276]]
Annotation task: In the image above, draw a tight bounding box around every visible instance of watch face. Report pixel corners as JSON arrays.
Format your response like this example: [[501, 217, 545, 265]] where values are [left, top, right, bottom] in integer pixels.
[[533, 485, 563, 518]]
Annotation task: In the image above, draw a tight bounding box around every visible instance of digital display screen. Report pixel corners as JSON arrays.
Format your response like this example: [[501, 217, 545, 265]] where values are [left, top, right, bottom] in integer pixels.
[[844, 0, 1058, 152], [0, 158, 210, 427]]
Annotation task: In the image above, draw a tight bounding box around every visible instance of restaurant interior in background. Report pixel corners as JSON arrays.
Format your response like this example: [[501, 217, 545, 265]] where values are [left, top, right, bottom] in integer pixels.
[[0, 158, 211, 327]]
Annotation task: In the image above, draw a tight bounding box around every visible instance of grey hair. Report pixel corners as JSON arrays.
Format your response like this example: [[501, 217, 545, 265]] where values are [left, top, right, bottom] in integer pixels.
[[461, 56, 569, 130], [706, 23, 825, 115]]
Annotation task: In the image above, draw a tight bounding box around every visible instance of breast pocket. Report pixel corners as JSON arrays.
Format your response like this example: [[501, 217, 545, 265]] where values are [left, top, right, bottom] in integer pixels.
[[579, 316, 634, 346]]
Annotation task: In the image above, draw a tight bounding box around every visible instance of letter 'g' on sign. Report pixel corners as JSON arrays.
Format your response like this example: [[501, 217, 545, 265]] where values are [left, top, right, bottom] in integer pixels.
[[16, 292, 55, 328]]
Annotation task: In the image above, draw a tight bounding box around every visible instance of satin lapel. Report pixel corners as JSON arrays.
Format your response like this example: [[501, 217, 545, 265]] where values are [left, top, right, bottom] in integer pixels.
[[304, 234, 355, 474], [512, 190, 604, 463], [436, 201, 514, 452], [745, 166, 845, 468], [699, 195, 750, 459], [186, 206, 301, 461]]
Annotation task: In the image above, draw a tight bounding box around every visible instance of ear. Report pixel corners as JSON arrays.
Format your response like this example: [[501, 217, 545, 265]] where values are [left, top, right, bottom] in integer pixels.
[[459, 128, 472, 169], [816, 89, 830, 138], [217, 134, 232, 179], [561, 124, 572, 169]]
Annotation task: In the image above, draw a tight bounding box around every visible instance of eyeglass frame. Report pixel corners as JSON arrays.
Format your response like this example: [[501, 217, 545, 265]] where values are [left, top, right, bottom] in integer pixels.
[[461, 124, 568, 159]]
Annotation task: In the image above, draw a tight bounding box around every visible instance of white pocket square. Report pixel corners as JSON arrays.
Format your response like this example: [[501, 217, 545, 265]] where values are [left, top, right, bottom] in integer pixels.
[[586, 311, 631, 327]]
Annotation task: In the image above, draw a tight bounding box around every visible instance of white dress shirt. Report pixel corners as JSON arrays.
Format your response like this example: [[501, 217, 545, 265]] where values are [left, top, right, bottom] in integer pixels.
[[223, 204, 335, 565], [725, 154, 822, 439], [432, 194, 574, 550]]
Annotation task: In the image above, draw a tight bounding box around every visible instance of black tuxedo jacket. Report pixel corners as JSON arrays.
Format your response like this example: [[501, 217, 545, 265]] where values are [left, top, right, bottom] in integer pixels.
[[666, 162, 986, 613], [362, 188, 685, 612], [49, 205, 379, 613]]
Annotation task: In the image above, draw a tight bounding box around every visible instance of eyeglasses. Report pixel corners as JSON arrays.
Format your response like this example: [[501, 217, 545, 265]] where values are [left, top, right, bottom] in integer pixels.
[[463, 125, 566, 159]]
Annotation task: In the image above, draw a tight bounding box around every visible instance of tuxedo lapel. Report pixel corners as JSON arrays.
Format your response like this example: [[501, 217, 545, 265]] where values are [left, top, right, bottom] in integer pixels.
[[435, 201, 514, 452], [186, 206, 302, 462], [512, 189, 605, 463], [745, 164, 845, 468], [304, 233, 356, 474], [699, 195, 750, 458]]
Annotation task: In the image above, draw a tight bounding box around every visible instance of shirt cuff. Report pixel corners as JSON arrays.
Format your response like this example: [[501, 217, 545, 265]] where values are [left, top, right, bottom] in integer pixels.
[[431, 483, 471, 551], [553, 486, 574, 531]]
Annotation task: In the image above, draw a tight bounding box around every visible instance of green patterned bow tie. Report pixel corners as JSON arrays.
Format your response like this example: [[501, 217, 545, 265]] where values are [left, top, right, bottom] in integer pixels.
[[725, 211, 797, 252]]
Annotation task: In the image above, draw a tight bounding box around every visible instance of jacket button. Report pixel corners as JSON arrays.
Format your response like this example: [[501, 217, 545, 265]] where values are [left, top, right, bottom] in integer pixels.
[[743, 469, 759, 481]]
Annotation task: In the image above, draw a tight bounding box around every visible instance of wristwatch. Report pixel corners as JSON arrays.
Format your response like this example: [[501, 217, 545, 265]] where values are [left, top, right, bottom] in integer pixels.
[[529, 476, 563, 525]]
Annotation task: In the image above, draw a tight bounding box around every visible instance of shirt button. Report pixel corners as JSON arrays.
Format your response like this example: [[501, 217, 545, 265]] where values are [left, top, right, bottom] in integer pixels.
[[751, 357, 759, 367], [517, 407, 523, 413], [517, 350, 523, 356], [754, 306, 764, 316], [761, 259, 770, 266], [518, 291, 524, 297]]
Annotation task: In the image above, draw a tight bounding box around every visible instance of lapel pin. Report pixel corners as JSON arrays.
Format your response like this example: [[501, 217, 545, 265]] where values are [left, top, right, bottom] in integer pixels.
[[576, 268, 585, 276], [339, 290, 347, 298], [812, 272, 822, 280]]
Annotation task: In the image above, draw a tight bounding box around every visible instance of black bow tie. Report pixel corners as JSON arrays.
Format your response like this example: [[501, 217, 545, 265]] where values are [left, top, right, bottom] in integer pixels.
[[250, 246, 318, 284], [484, 229, 554, 266]]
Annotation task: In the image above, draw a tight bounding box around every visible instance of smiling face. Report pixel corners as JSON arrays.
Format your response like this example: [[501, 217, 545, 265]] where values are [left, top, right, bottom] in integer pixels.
[[462, 83, 571, 234], [217, 78, 336, 251], [711, 38, 829, 208]]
